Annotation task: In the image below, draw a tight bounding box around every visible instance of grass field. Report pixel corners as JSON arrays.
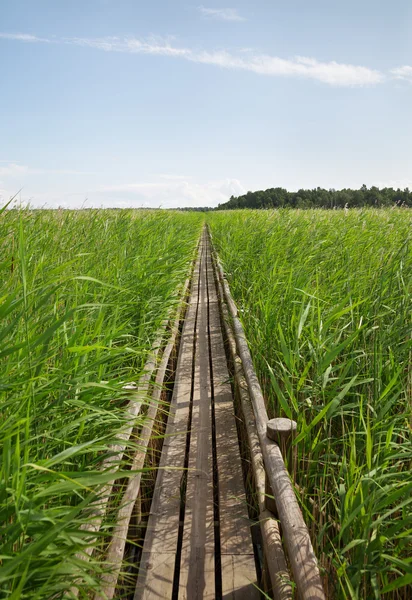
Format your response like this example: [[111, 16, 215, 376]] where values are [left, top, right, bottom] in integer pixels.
[[0, 208, 203, 598], [208, 209, 412, 599], [1, 207, 411, 599]]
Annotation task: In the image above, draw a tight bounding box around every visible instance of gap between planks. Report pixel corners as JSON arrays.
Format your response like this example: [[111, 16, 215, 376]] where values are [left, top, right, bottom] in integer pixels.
[[135, 231, 258, 599], [134, 243, 203, 599]]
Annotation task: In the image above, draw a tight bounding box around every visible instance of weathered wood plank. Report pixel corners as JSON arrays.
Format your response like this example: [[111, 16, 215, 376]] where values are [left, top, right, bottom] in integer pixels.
[[206, 253, 259, 597], [179, 551, 215, 600], [179, 247, 215, 598], [134, 249, 202, 600], [221, 555, 259, 599], [207, 255, 253, 554], [134, 232, 260, 599], [135, 553, 176, 600]]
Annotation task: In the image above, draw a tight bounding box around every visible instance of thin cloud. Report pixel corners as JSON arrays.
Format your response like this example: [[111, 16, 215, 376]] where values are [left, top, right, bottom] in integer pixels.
[[0, 31, 386, 86], [67, 35, 190, 58], [0, 163, 29, 177], [0, 163, 95, 177], [376, 178, 412, 190], [191, 50, 383, 86], [1, 177, 246, 209], [0, 32, 50, 43], [391, 65, 412, 82], [99, 178, 245, 208], [198, 6, 246, 22], [159, 174, 193, 181]]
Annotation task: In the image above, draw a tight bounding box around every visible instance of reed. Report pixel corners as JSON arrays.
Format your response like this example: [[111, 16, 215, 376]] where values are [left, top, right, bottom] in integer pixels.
[[208, 208, 412, 599], [0, 208, 202, 598]]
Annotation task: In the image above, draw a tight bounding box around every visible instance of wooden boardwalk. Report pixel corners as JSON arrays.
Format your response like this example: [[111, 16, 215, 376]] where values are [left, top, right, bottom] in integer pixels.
[[135, 231, 258, 599]]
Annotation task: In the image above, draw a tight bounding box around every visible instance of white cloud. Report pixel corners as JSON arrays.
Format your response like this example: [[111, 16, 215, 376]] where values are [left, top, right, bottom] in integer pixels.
[[391, 65, 412, 82], [98, 178, 245, 208], [0, 31, 385, 87], [158, 174, 192, 181], [0, 187, 25, 207], [0, 164, 97, 207], [0, 188, 9, 204], [375, 178, 412, 190], [0, 174, 245, 209], [0, 32, 50, 43], [0, 163, 30, 177], [67, 35, 191, 58], [198, 6, 246, 22], [191, 50, 383, 86], [0, 163, 95, 177]]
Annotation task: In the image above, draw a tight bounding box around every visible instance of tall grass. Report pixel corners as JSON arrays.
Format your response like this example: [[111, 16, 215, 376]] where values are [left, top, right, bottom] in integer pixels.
[[0, 208, 203, 598], [208, 209, 412, 599]]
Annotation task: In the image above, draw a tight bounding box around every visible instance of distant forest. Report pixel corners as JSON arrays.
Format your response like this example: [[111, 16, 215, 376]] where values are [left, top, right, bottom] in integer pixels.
[[215, 185, 412, 210]]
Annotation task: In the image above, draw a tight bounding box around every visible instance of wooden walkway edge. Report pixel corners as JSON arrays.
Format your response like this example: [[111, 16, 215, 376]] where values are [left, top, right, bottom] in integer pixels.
[[211, 230, 326, 600], [134, 230, 258, 599], [117, 225, 325, 600]]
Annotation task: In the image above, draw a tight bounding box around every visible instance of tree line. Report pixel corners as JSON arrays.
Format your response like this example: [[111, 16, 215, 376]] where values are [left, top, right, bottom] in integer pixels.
[[216, 185, 412, 210]]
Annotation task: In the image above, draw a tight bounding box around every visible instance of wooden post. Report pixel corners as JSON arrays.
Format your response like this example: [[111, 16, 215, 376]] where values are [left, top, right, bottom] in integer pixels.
[[265, 419, 296, 515], [267, 418, 297, 471]]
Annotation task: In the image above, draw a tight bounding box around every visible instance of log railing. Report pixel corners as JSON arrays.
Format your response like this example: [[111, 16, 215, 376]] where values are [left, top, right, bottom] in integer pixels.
[[211, 232, 325, 600]]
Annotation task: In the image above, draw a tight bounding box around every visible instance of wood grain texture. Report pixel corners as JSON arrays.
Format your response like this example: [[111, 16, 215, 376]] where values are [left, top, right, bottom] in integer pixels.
[[179, 240, 215, 598], [134, 231, 259, 599], [134, 251, 202, 600], [208, 256, 250, 553], [206, 253, 258, 597]]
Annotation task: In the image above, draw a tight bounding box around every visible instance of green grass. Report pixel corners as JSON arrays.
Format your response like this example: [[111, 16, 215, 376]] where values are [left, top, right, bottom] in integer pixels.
[[2, 206, 411, 599], [0, 208, 203, 598], [208, 209, 412, 599]]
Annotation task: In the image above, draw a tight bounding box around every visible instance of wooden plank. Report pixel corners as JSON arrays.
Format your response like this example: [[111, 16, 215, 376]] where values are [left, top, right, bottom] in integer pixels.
[[179, 551, 215, 600], [205, 252, 258, 597], [134, 249, 202, 600], [221, 555, 259, 599], [135, 553, 176, 600], [179, 247, 215, 599], [207, 257, 252, 555], [134, 231, 262, 599]]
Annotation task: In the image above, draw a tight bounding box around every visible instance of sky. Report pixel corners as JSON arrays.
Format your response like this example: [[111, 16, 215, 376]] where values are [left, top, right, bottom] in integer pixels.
[[0, 0, 412, 209]]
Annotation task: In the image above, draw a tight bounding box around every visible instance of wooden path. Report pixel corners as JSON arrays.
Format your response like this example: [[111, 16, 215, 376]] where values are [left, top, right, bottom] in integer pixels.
[[135, 230, 259, 599]]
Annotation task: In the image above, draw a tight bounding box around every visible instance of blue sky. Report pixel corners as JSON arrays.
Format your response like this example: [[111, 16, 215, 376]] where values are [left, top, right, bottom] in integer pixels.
[[1, 0, 412, 208]]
